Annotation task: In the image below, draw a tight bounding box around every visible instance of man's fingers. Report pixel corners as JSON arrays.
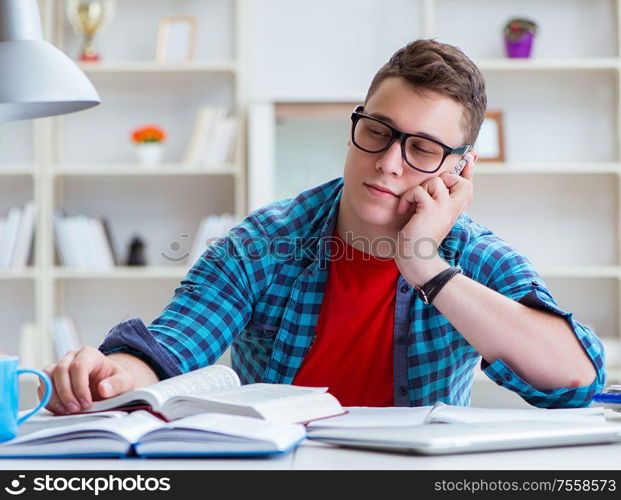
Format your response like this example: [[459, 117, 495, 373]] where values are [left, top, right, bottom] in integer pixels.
[[425, 176, 449, 201], [42, 367, 67, 414], [462, 152, 477, 182], [68, 346, 115, 408], [397, 188, 415, 214], [38, 369, 63, 414], [51, 351, 82, 413], [97, 371, 136, 400], [69, 356, 94, 410]]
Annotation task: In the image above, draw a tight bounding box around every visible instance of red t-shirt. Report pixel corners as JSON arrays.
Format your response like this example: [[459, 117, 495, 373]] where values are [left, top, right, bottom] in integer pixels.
[[292, 230, 399, 406]]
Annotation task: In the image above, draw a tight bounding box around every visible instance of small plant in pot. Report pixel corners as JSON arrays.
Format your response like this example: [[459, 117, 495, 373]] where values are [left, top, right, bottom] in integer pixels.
[[131, 124, 166, 167], [503, 18, 538, 58]]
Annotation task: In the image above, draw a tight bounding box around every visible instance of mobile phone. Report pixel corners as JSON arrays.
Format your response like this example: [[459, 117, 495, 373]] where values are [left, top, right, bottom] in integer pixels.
[[450, 153, 473, 176], [450, 158, 467, 176]]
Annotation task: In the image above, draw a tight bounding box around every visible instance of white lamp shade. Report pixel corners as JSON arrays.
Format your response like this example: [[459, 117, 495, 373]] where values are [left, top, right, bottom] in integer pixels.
[[0, 40, 100, 122]]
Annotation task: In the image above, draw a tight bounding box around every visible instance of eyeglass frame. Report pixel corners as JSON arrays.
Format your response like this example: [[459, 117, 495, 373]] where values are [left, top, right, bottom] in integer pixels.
[[350, 105, 472, 174]]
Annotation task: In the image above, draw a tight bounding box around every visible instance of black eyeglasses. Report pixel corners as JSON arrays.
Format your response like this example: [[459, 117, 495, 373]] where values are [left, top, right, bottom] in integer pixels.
[[350, 106, 472, 174]]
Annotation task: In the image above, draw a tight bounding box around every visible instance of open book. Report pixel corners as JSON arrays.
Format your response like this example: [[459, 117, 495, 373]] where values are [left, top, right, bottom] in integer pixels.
[[85, 365, 345, 424], [305, 403, 614, 455], [307, 401, 608, 430], [1, 410, 305, 458]]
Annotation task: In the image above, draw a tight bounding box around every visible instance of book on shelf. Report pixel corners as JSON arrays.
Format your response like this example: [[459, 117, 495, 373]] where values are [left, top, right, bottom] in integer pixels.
[[203, 114, 237, 169], [100, 217, 118, 265], [10, 201, 35, 269], [0, 202, 35, 269], [85, 364, 345, 424], [187, 213, 237, 267], [1, 409, 305, 458], [50, 315, 83, 361], [53, 211, 116, 270], [183, 106, 237, 170]]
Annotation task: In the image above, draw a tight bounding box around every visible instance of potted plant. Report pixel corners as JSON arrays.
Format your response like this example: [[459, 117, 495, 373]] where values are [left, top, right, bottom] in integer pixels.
[[131, 125, 166, 167], [503, 18, 538, 58]]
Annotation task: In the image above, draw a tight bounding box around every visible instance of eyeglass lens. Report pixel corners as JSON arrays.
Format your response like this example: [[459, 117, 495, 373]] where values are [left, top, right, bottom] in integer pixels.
[[353, 116, 445, 172]]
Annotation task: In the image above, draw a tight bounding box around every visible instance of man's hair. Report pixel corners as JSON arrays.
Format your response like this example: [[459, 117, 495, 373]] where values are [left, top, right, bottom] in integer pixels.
[[364, 39, 487, 146]]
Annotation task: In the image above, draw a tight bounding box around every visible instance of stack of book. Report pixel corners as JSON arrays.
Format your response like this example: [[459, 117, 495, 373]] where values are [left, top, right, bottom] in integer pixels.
[[0, 365, 345, 458], [183, 106, 238, 170], [0, 201, 36, 269], [188, 213, 238, 267], [53, 212, 117, 269]]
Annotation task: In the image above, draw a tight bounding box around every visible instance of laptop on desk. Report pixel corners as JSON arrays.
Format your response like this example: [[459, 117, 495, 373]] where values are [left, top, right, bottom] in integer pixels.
[[307, 421, 621, 455]]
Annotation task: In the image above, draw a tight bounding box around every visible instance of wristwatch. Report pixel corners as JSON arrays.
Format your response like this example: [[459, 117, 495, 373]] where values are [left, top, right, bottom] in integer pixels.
[[417, 266, 462, 305]]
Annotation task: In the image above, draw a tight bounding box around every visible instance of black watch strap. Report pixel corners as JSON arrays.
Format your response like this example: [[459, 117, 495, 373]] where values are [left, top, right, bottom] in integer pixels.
[[418, 266, 462, 305]]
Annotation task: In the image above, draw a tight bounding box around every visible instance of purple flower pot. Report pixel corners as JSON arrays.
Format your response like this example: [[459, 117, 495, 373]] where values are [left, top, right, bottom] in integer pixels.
[[504, 31, 534, 58]]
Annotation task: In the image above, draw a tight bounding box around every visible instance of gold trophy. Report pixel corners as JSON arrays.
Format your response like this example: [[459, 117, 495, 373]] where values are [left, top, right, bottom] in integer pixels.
[[65, 0, 116, 62]]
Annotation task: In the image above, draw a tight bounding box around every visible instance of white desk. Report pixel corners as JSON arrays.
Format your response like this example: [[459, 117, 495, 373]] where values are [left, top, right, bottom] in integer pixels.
[[1, 440, 620, 470], [1, 411, 619, 470]]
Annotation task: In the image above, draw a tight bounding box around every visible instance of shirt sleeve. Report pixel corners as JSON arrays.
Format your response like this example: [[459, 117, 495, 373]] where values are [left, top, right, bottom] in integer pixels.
[[99, 217, 273, 379], [458, 226, 607, 408]]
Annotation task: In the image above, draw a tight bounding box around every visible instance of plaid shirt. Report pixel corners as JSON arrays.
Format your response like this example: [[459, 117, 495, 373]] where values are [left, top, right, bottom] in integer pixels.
[[100, 177, 606, 408]]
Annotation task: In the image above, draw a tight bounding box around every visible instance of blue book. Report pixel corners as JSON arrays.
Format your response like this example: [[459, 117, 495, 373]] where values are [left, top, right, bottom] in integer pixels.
[[0, 411, 306, 458], [593, 385, 621, 409]]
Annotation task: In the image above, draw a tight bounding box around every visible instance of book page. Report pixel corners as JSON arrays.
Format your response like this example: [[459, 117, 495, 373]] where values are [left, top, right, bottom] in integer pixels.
[[6, 411, 163, 447], [17, 410, 128, 437], [145, 413, 306, 450], [150, 365, 241, 400], [88, 364, 240, 412], [425, 402, 607, 425], [192, 383, 326, 405], [307, 406, 433, 429]]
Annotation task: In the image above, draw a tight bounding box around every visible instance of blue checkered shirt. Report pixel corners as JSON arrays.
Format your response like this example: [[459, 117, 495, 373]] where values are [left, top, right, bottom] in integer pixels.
[[100, 177, 607, 408]]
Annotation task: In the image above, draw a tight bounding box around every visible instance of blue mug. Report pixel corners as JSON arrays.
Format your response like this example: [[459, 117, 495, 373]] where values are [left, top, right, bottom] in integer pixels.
[[0, 355, 52, 442]]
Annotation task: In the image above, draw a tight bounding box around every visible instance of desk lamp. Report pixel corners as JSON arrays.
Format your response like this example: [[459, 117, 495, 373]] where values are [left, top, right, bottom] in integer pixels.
[[0, 0, 100, 122]]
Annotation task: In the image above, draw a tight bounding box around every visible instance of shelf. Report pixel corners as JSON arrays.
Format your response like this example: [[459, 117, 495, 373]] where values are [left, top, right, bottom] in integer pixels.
[[52, 164, 238, 177], [537, 266, 621, 279], [0, 165, 35, 177], [52, 266, 188, 280], [475, 162, 621, 175], [0, 269, 36, 280], [78, 61, 238, 76], [475, 58, 620, 72]]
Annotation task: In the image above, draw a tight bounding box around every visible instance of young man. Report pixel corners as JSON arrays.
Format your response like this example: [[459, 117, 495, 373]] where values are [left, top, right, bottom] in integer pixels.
[[41, 39, 605, 414]]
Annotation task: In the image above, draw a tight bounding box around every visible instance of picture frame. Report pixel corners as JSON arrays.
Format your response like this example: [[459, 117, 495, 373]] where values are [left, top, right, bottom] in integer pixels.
[[474, 111, 505, 162], [155, 16, 197, 63]]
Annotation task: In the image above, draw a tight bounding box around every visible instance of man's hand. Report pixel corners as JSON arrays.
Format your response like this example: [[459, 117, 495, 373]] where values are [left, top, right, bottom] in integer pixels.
[[37, 347, 159, 415], [395, 153, 477, 287]]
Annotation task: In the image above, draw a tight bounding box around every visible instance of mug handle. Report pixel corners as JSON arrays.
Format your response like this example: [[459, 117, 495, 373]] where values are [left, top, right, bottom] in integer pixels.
[[16, 369, 52, 425]]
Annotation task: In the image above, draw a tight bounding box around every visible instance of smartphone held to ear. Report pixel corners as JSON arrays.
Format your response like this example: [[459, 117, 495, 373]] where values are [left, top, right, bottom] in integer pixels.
[[450, 153, 474, 176]]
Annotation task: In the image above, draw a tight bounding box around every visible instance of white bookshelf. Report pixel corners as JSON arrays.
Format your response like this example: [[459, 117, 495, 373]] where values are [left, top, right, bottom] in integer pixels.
[[246, 0, 621, 387], [51, 266, 187, 280], [77, 62, 239, 75], [474, 58, 620, 71], [0, 0, 247, 365], [52, 164, 239, 177]]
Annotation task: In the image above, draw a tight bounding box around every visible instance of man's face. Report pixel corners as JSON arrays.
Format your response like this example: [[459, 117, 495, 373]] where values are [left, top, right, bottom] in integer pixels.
[[341, 76, 468, 232]]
